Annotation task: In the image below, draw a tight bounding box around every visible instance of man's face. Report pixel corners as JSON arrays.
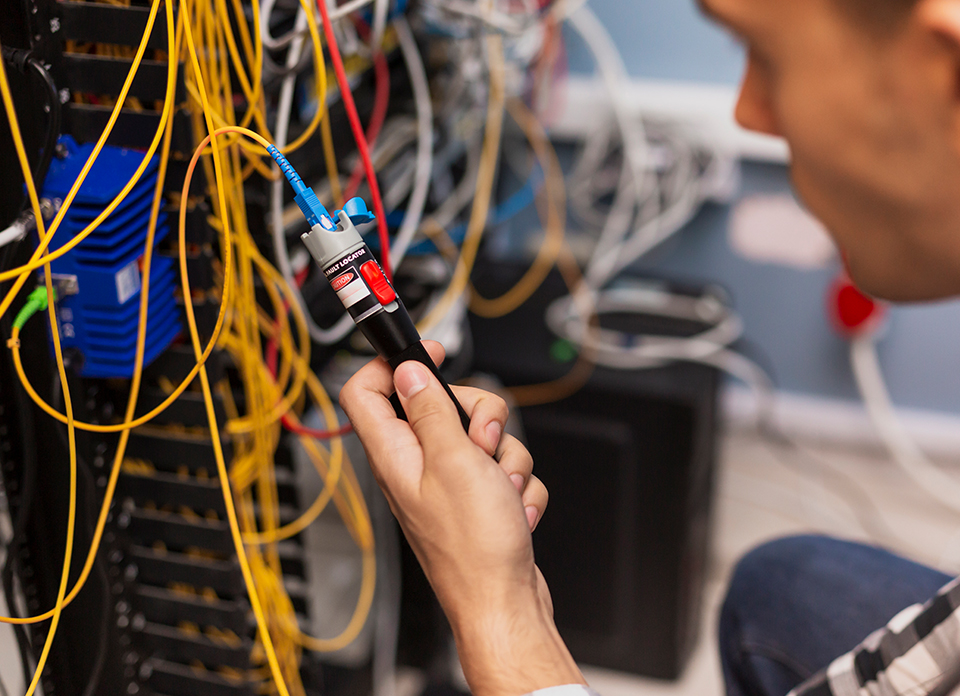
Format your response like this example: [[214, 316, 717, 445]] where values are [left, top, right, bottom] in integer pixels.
[[700, 0, 960, 301]]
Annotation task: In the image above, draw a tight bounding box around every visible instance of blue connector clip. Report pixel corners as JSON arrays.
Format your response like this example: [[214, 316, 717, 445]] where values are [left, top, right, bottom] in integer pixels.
[[335, 198, 376, 228]]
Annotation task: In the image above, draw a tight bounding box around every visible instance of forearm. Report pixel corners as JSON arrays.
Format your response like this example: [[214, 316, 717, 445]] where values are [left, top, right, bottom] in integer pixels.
[[451, 601, 586, 696]]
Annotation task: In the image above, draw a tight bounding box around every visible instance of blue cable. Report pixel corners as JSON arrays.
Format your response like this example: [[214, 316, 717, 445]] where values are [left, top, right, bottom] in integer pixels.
[[367, 164, 543, 255]]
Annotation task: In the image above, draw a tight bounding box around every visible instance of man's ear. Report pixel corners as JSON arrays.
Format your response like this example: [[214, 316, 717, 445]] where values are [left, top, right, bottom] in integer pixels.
[[917, 0, 960, 152]]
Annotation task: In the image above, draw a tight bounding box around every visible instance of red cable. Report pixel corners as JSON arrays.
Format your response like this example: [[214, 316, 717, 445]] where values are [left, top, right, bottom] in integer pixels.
[[316, 0, 394, 281], [281, 415, 354, 439], [294, 264, 310, 288], [545, 26, 569, 126], [266, 311, 354, 441], [344, 48, 390, 200]]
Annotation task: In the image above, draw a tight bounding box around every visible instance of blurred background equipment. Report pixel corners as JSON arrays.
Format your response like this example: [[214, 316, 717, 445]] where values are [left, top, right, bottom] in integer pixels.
[[4, 0, 960, 695], [471, 265, 725, 679]]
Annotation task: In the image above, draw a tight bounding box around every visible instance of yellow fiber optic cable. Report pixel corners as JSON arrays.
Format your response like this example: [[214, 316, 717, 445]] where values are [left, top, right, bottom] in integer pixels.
[[468, 97, 566, 318], [8, 299, 230, 433], [23, 247, 78, 696], [2, 32, 81, 696], [295, 548, 376, 652], [0, 0, 172, 290], [242, 371, 345, 545], [3, 13, 223, 439], [179, 34, 348, 684], [213, 0, 270, 134], [204, 194, 372, 654], [4, 9, 371, 693], [417, 33, 506, 333], [221, 249, 311, 434], [0, 0, 181, 628], [180, 13, 297, 690], [487, 103, 598, 406], [189, 0, 329, 158]]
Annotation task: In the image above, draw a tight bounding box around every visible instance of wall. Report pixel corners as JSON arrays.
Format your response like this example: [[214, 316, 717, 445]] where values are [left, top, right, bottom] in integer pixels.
[[563, 0, 744, 84]]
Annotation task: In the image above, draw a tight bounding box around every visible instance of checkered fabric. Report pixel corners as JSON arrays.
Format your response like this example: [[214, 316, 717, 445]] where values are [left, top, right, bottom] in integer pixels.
[[791, 577, 960, 696]]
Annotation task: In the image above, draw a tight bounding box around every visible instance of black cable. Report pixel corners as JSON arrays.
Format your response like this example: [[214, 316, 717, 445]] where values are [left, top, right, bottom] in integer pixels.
[[0, 50, 53, 685], [26, 57, 61, 194], [0, 59, 62, 684], [1, 48, 62, 203], [49, 377, 110, 696], [0, 288, 38, 690]]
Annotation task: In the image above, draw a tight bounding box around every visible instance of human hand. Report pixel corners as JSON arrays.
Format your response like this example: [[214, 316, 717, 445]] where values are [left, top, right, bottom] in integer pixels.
[[339, 341, 585, 696]]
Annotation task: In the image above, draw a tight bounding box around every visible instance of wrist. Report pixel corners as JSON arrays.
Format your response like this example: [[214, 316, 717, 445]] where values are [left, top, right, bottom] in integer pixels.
[[450, 592, 586, 696]]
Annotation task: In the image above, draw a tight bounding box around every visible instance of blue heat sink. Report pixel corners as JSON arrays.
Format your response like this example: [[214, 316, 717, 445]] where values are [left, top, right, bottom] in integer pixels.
[[39, 136, 181, 378]]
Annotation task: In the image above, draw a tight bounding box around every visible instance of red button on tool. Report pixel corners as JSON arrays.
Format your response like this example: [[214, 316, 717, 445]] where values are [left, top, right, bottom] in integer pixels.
[[360, 261, 397, 305]]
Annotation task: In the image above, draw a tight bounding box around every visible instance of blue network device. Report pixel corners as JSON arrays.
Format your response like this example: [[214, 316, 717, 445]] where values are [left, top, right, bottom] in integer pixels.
[[39, 136, 181, 378]]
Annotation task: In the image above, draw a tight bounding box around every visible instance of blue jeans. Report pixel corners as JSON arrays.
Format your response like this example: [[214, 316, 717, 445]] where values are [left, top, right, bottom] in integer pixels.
[[719, 535, 953, 696]]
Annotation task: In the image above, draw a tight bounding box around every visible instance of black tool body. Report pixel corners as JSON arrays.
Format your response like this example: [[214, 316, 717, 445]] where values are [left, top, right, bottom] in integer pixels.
[[301, 208, 471, 432]]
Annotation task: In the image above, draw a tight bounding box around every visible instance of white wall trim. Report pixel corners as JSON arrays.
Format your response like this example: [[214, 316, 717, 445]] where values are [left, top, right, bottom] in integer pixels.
[[723, 385, 960, 459], [549, 76, 790, 163]]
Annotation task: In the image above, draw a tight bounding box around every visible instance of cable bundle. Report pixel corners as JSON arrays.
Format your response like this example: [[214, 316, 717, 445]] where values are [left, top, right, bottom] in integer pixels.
[[0, 0, 373, 693], [0, 1, 753, 696]]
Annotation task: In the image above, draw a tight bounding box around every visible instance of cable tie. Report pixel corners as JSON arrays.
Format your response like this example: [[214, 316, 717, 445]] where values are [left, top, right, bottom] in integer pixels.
[[6, 338, 20, 349]]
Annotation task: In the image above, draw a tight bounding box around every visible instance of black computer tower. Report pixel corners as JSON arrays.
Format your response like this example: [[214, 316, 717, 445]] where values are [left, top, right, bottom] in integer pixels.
[[469, 265, 721, 680]]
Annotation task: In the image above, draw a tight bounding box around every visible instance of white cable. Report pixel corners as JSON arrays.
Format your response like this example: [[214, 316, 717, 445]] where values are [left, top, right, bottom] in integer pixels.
[[567, 5, 654, 286], [325, 0, 361, 57], [548, 297, 914, 554], [541, 7, 722, 388], [550, 0, 589, 22], [371, 492, 401, 696], [270, 17, 434, 344], [850, 335, 960, 515], [330, 0, 378, 20], [543, 10, 721, 380], [271, 6, 357, 344], [382, 157, 416, 210], [0, 220, 28, 250], [546, 284, 744, 369], [262, 0, 378, 50], [568, 7, 726, 291], [389, 17, 434, 269], [423, 0, 527, 33], [430, 139, 482, 231], [586, 165, 702, 286], [260, 0, 288, 50], [371, 0, 390, 56], [567, 121, 617, 228]]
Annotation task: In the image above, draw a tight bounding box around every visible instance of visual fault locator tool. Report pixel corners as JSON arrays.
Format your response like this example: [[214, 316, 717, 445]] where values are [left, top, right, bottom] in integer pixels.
[[268, 145, 471, 431]]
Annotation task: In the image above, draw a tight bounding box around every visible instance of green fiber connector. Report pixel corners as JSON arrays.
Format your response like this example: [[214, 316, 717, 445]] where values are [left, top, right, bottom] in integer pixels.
[[13, 286, 57, 331]]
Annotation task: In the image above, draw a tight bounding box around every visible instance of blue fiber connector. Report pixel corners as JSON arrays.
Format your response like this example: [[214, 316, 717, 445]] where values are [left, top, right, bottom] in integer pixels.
[[266, 144, 335, 230]]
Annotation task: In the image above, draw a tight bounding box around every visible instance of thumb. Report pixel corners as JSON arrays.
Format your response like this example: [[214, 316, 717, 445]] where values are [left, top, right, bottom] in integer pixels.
[[394, 360, 470, 467]]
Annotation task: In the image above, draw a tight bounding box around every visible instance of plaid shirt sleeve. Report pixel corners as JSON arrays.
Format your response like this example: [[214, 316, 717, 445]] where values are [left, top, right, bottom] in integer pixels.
[[789, 576, 960, 696]]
